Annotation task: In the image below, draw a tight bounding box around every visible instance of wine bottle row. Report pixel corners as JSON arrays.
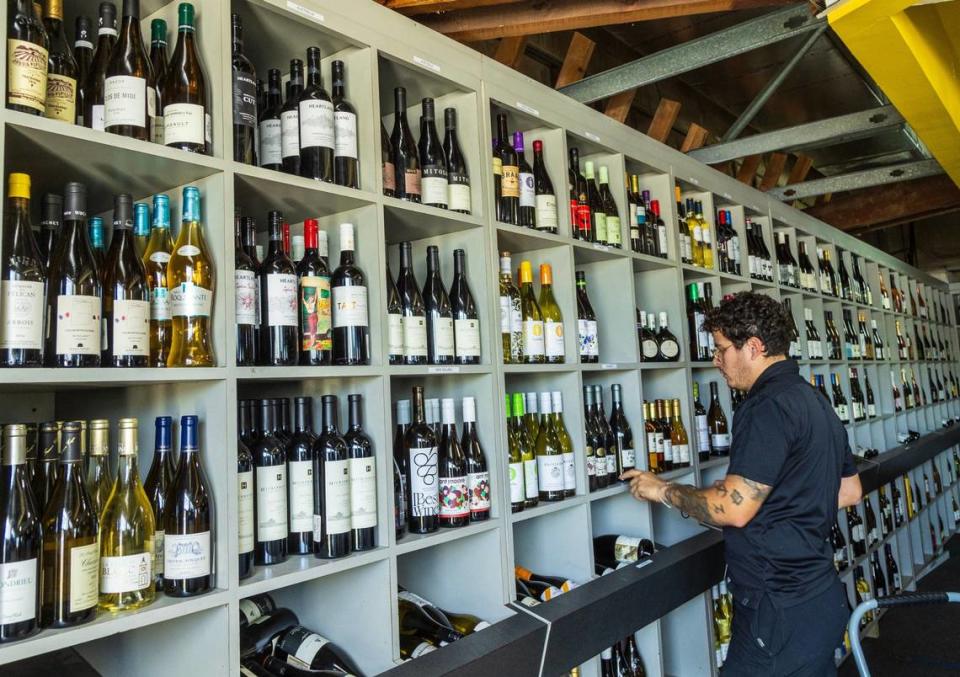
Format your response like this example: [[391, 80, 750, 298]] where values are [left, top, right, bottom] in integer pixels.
[[505, 391, 576, 509], [625, 178, 667, 259], [565, 147, 622, 247], [396, 588, 491, 661], [593, 534, 655, 575], [686, 281, 717, 362], [515, 564, 579, 605], [391, 388, 491, 537], [492, 114, 557, 231], [599, 634, 648, 677], [1, 175, 215, 368], [386, 243, 480, 366], [0, 415, 214, 644], [498, 253, 565, 364], [636, 310, 680, 363]]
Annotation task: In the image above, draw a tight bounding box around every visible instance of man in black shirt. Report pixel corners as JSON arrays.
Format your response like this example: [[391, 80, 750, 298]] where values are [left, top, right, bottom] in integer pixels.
[[623, 292, 862, 676]]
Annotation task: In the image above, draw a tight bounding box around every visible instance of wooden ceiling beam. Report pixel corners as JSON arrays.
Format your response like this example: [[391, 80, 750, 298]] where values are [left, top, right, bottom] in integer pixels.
[[419, 0, 796, 42], [759, 153, 787, 191], [736, 154, 763, 185], [555, 32, 596, 88], [604, 90, 637, 124], [493, 36, 528, 67], [646, 98, 682, 143], [379, 0, 523, 17], [680, 123, 710, 152], [787, 154, 813, 185]]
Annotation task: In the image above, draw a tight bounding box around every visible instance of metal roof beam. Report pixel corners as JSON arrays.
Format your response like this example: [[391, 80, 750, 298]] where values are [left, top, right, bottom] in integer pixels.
[[559, 4, 823, 104], [689, 104, 905, 164], [767, 159, 942, 200]]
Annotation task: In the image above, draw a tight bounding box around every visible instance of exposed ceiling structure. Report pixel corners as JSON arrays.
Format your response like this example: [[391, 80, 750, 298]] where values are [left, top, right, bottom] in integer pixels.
[[380, 0, 960, 277]]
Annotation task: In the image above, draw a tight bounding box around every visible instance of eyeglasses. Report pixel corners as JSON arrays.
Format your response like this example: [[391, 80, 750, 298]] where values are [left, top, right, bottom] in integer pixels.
[[712, 343, 735, 359]]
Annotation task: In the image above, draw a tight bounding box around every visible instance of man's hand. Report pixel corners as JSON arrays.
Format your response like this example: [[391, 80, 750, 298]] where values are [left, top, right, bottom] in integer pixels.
[[620, 470, 668, 503]]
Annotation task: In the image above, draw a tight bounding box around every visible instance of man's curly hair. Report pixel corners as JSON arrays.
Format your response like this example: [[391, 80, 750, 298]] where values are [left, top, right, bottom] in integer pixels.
[[701, 291, 791, 357]]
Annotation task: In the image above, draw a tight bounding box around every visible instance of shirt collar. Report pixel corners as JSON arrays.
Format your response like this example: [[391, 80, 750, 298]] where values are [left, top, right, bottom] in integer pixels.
[[747, 358, 798, 397]]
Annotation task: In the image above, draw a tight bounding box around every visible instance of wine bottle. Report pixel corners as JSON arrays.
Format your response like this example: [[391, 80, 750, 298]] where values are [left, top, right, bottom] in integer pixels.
[[499, 251, 522, 363], [283, 396, 314, 557], [405, 386, 438, 533], [450, 249, 480, 365], [7, 0, 48, 116], [608, 385, 635, 476], [595, 386, 619, 480], [391, 87, 420, 202], [313, 395, 351, 559], [419, 98, 448, 209], [42, 0, 78, 123], [84, 420, 111, 517], [515, 131, 535, 227], [87, 215, 106, 270], [707, 382, 730, 456], [257, 68, 283, 170], [322, 59, 360, 188], [398, 593, 463, 645], [233, 213, 258, 366], [442, 107, 470, 213], [344, 394, 376, 551], [146, 18, 166, 143], [293, 46, 334, 183], [74, 15, 94, 124], [98, 418, 155, 611], [132, 201, 150, 261], [655, 312, 680, 362], [575, 271, 598, 364], [380, 120, 396, 198], [142, 415, 174, 590], [420, 246, 453, 364], [593, 535, 654, 569], [163, 415, 213, 597], [517, 261, 545, 363], [437, 398, 469, 528], [37, 191, 62, 272], [238, 408, 255, 580], [585, 162, 607, 243], [238, 594, 276, 629], [504, 396, 525, 512], [103, 193, 150, 367], [1, 173, 46, 367], [83, 2, 116, 129], [534, 264, 563, 364], [46, 182, 102, 367], [258, 211, 298, 366], [385, 262, 403, 366], [162, 2, 208, 154], [598, 167, 622, 248], [273, 625, 365, 675], [552, 391, 576, 497], [230, 13, 256, 164], [239, 607, 300, 658], [297, 218, 332, 366], [531, 140, 557, 233], [254, 399, 287, 565], [534, 392, 564, 502], [33, 422, 58, 511], [331, 223, 370, 365], [280, 59, 303, 175], [104, 0, 152, 140], [276, 397, 293, 446], [495, 113, 519, 224], [167, 186, 215, 367], [460, 397, 490, 522], [393, 400, 411, 539], [142, 193, 173, 366], [586, 386, 609, 486], [397, 242, 426, 365], [523, 392, 539, 452]]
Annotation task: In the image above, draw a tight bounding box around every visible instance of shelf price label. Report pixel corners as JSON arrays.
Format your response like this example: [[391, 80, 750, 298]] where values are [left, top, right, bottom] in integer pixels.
[[721, 192, 732, 200], [687, 177, 700, 186], [600, 363, 617, 370], [636, 559, 654, 570], [592, 243, 609, 252], [428, 366, 460, 374], [582, 130, 600, 143], [413, 56, 441, 73], [286, 1, 324, 23], [515, 101, 540, 117]]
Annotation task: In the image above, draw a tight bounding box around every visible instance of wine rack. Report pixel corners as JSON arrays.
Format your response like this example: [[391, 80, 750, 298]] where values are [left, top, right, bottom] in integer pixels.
[[1, 0, 959, 675]]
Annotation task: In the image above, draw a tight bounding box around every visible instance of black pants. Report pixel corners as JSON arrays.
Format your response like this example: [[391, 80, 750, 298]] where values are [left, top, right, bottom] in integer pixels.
[[721, 579, 848, 676]]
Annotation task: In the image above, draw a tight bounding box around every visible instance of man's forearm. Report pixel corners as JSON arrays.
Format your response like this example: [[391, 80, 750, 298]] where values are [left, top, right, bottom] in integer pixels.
[[663, 483, 723, 527]]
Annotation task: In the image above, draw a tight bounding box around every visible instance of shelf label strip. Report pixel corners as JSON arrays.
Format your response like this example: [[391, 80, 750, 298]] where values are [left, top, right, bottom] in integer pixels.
[[413, 55, 441, 73], [286, 1, 324, 23]]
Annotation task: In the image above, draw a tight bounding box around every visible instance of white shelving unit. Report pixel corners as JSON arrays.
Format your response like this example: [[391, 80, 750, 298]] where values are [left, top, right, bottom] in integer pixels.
[[1, 0, 958, 675]]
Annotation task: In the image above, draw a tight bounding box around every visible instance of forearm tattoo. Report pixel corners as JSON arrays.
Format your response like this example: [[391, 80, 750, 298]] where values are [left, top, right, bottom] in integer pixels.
[[664, 483, 722, 526]]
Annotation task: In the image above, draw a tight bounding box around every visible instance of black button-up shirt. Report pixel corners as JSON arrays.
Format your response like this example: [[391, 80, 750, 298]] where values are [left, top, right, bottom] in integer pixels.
[[724, 359, 857, 608]]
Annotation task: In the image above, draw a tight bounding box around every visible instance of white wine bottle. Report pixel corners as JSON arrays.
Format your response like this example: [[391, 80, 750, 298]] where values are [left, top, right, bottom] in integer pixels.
[[538, 264, 564, 363], [518, 261, 544, 364], [98, 418, 156, 612], [85, 419, 112, 517]]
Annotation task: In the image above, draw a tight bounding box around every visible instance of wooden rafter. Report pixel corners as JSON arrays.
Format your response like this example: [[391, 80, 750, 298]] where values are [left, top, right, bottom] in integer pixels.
[[604, 90, 637, 124], [736, 155, 763, 186], [379, 0, 523, 17], [555, 32, 596, 88], [759, 153, 788, 192], [680, 124, 709, 152], [646, 98, 682, 143], [493, 36, 527, 67], [787, 154, 813, 185]]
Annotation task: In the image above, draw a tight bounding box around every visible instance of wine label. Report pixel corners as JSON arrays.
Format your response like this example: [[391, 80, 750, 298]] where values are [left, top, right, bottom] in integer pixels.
[[620, 446, 636, 470], [266, 273, 298, 327], [349, 456, 377, 529], [660, 339, 679, 360], [69, 541, 99, 613], [433, 316, 455, 357], [448, 176, 471, 212], [614, 535, 644, 562], [662, 438, 673, 464], [44, 73, 77, 122], [422, 166, 449, 207], [170, 283, 212, 318], [281, 109, 300, 159], [111, 299, 150, 357], [259, 119, 282, 166], [235, 270, 258, 325], [91, 104, 105, 131], [299, 99, 335, 150], [492, 156, 502, 176], [402, 168, 421, 197], [402, 314, 427, 357], [56, 294, 102, 356], [577, 319, 598, 358], [150, 283, 171, 322], [410, 641, 437, 658], [535, 194, 557, 231], [387, 312, 403, 356], [332, 285, 368, 328], [606, 216, 622, 246], [522, 319, 545, 358], [594, 212, 607, 243], [544, 319, 564, 359], [383, 160, 396, 193], [323, 458, 352, 536], [563, 452, 576, 490], [675, 444, 690, 465], [164, 531, 211, 580], [256, 465, 288, 542], [519, 171, 535, 208], [867, 403, 877, 417], [501, 164, 520, 198], [1, 280, 45, 350], [439, 474, 469, 518], [238, 470, 254, 554], [523, 458, 539, 499], [288, 459, 314, 533], [606, 452, 616, 476], [641, 338, 658, 360], [151, 113, 165, 144], [164, 102, 205, 146], [232, 71, 257, 128], [586, 451, 596, 477], [7, 39, 48, 113], [711, 433, 731, 449], [0, 558, 37, 623], [408, 445, 438, 517], [537, 454, 565, 492], [334, 111, 358, 159], [104, 75, 146, 128], [468, 470, 491, 513], [658, 225, 668, 254], [100, 551, 151, 593], [299, 275, 332, 351], [508, 462, 524, 503], [154, 530, 165, 576], [454, 318, 481, 358], [283, 628, 331, 667]]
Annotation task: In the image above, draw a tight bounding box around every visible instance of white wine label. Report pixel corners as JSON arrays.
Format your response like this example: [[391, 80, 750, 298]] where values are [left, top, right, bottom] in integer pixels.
[[334, 111, 358, 159], [266, 273, 298, 327], [44, 73, 77, 122], [56, 294, 101, 356], [164, 531, 211, 580], [151, 114, 164, 144], [421, 171, 449, 207], [662, 439, 673, 464], [69, 541, 99, 613], [641, 339, 658, 360], [259, 119, 282, 166], [281, 109, 299, 159], [439, 474, 469, 518], [586, 453, 596, 477], [349, 456, 377, 529], [0, 280, 44, 350], [8, 39, 48, 113], [499, 297, 511, 333], [594, 212, 607, 243], [606, 216, 622, 246], [537, 454, 565, 492], [468, 470, 491, 512], [434, 317, 455, 357], [614, 535, 643, 562], [293, 632, 331, 666], [606, 452, 616, 476], [332, 285, 368, 328], [658, 225, 668, 254], [238, 470, 254, 553], [100, 551, 151, 593], [164, 102, 205, 145], [256, 465, 288, 542], [523, 458, 538, 499], [675, 444, 690, 464], [535, 194, 557, 231], [660, 339, 679, 359], [448, 182, 471, 212], [410, 642, 437, 658], [235, 270, 257, 325], [388, 312, 403, 356], [205, 113, 212, 145], [544, 319, 564, 359], [170, 283, 212, 318], [501, 164, 520, 198], [104, 75, 146, 128], [454, 318, 481, 358], [711, 433, 731, 449], [299, 99, 335, 150], [620, 447, 636, 469], [519, 172, 535, 208], [508, 462, 524, 503], [0, 558, 37, 623], [150, 286, 171, 322], [522, 319, 545, 358], [323, 458, 352, 535], [154, 530, 165, 576], [587, 320, 599, 356], [91, 104, 105, 131], [402, 315, 428, 357], [111, 299, 150, 357], [563, 452, 576, 491], [408, 445, 438, 517], [150, 251, 171, 264], [288, 460, 314, 533], [577, 319, 590, 357]]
